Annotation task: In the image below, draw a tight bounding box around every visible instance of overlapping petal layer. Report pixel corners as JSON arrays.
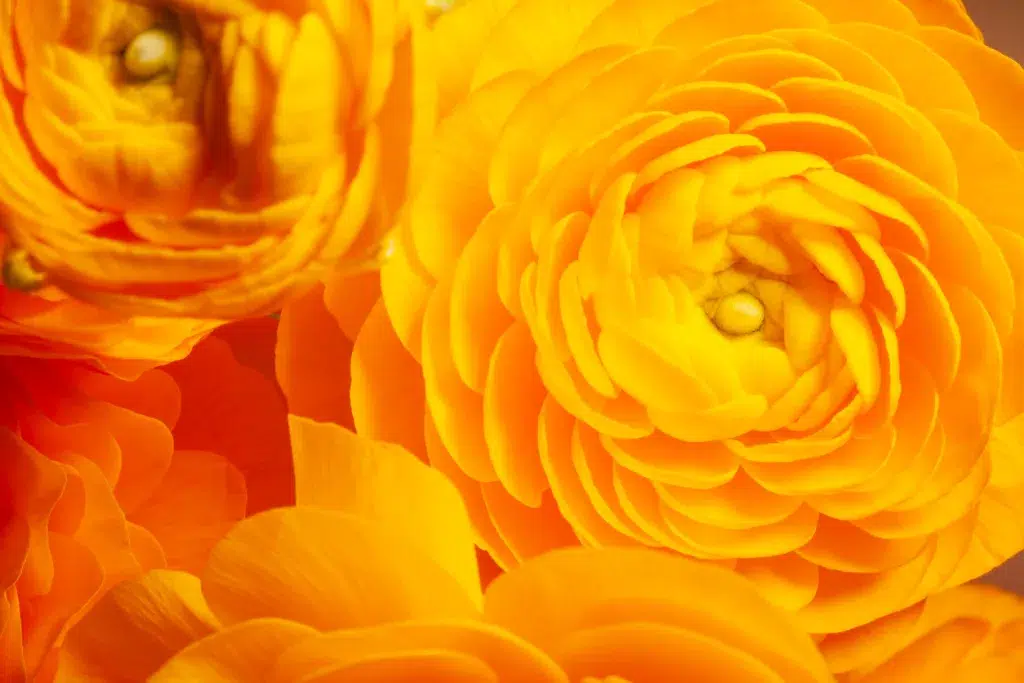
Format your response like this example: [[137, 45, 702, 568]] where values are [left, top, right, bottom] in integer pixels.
[[0, 267, 217, 379], [277, 0, 1024, 651], [53, 419, 836, 683], [0, 0, 433, 322], [0, 320, 291, 682], [835, 584, 1024, 682]]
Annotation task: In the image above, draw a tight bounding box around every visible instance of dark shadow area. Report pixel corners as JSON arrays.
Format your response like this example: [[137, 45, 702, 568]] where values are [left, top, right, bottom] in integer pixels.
[[966, 0, 1024, 63]]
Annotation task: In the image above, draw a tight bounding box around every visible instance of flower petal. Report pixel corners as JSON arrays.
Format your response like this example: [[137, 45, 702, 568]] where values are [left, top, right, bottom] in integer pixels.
[[486, 547, 834, 683], [288, 416, 483, 608], [201, 506, 480, 631], [55, 570, 218, 683]]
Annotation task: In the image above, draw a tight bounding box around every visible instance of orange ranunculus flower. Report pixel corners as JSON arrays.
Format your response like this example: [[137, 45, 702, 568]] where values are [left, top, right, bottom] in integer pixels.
[[0, 0, 433, 320], [0, 320, 292, 682], [278, 0, 1024, 649], [834, 584, 1024, 682], [52, 418, 836, 683]]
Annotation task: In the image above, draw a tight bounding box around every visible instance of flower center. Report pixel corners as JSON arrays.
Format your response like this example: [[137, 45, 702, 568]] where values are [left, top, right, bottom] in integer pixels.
[[426, 0, 457, 16], [2, 248, 46, 292], [712, 290, 765, 336], [123, 27, 179, 81]]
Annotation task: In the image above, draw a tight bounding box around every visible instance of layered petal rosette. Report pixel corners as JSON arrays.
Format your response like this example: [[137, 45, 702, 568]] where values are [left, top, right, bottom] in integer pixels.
[[52, 419, 836, 683], [278, 0, 1024, 650], [0, 0, 432, 320], [0, 320, 292, 682], [837, 584, 1024, 683]]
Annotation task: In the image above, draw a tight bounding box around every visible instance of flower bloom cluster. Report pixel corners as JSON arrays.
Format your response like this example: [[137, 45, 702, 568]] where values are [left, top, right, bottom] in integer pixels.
[[1, 0, 1023, 681], [53, 419, 838, 683]]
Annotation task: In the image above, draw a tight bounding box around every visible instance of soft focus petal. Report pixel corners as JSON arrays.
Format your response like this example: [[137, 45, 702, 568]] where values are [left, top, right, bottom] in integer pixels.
[[125, 450, 246, 575], [288, 417, 483, 608], [486, 547, 836, 682], [55, 570, 219, 683], [149, 619, 319, 683], [164, 331, 294, 515], [276, 284, 357, 428], [200, 506, 480, 631]]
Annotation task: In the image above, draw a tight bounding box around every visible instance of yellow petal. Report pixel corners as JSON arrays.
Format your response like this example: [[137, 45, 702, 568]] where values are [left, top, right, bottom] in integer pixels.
[[830, 301, 881, 405], [288, 417, 483, 609], [149, 619, 319, 683], [201, 506, 481, 631], [269, 620, 566, 682]]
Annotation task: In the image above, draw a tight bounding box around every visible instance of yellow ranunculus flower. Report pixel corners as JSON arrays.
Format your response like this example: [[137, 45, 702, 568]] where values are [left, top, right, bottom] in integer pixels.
[[0, 0, 433, 319], [278, 0, 1024, 660], [52, 419, 836, 683]]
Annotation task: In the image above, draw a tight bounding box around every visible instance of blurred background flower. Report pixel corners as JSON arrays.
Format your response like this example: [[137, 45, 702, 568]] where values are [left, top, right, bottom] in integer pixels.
[[0, 0, 433, 320], [0, 318, 291, 682]]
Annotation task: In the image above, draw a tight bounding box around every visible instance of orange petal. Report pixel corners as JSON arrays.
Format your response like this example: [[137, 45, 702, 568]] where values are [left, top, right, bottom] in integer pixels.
[[55, 570, 219, 683], [70, 367, 181, 430], [470, 0, 619, 89], [164, 334, 294, 514], [918, 26, 1024, 149], [0, 429, 66, 597], [0, 588, 26, 683], [149, 619, 318, 683], [201, 507, 480, 631], [127, 450, 246, 575], [900, 0, 981, 36], [270, 620, 566, 682], [350, 300, 429, 457], [486, 547, 834, 683], [208, 316, 280, 384], [22, 534, 103, 673], [828, 23, 976, 116], [276, 282, 356, 428], [322, 271, 382, 342]]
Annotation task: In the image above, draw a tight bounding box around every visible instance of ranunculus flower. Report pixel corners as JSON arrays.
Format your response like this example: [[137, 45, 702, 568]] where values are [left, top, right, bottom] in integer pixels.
[[836, 584, 1024, 683], [0, 0, 433, 319], [52, 418, 836, 683], [0, 319, 292, 682], [278, 0, 1024, 653]]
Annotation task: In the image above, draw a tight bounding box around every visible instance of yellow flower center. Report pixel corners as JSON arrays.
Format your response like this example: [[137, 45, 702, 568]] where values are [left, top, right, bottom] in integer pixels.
[[123, 28, 179, 80], [2, 248, 47, 292], [426, 0, 456, 13], [712, 291, 765, 336]]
